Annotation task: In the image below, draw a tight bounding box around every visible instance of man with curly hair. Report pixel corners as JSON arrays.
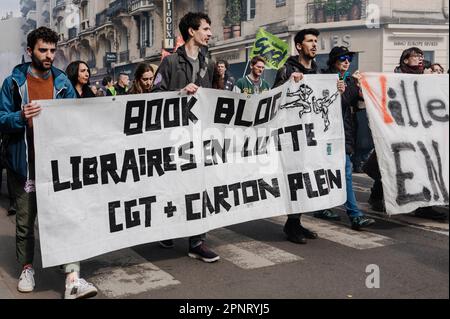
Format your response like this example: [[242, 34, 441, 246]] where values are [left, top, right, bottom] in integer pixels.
[[0, 27, 98, 299]]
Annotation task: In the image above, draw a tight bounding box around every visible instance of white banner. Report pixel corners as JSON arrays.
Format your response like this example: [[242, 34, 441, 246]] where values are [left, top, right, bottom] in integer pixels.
[[361, 73, 449, 215], [34, 75, 346, 268]]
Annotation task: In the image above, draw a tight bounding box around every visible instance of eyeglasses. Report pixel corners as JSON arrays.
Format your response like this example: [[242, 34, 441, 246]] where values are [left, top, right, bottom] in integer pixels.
[[338, 55, 353, 62]]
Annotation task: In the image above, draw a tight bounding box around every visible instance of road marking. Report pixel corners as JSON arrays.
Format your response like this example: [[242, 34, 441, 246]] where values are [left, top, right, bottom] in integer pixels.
[[352, 184, 371, 193], [209, 228, 302, 269], [0, 278, 14, 299], [89, 249, 180, 298], [268, 215, 395, 250], [357, 203, 449, 236], [349, 180, 448, 236]]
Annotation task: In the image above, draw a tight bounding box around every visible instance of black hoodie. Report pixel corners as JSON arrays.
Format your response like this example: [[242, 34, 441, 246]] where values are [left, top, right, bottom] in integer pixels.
[[273, 56, 320, 88]]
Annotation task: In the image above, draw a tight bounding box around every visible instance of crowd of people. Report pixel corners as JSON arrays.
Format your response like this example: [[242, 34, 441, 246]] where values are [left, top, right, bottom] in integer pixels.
[[0, 11, 447, 299]]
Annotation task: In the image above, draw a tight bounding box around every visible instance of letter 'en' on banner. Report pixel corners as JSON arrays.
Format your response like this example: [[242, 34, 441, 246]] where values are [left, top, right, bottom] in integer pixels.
[[361, 73, 449, 215], [33, 75, 346, 267]]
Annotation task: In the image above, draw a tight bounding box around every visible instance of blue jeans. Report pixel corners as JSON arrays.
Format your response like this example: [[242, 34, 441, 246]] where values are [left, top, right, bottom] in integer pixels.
[[296, 156, 363, 220], [345, 155, 363, 218]]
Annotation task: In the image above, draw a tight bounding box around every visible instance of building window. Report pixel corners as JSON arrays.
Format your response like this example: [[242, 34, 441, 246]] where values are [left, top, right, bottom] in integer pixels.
[[247, 0, 256, 20], [80, 3, 89, 30], [276, 0, 286, 7], [424, 51, 435, 63], [141, 16, 147, 47], [195, 0, 205, 12], [148, 15, 154, 47], [141, 15, 155, 48], [81, 3, 88, 21]]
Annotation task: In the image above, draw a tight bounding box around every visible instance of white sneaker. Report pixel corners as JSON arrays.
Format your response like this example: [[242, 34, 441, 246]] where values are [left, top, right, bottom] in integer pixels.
[[64, 278, 98, 299], [17, 268, 35, 293]]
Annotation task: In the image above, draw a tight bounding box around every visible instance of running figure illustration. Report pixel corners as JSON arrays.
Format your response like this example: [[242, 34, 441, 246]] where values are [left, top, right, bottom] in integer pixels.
[[281, 84, 339, 132]]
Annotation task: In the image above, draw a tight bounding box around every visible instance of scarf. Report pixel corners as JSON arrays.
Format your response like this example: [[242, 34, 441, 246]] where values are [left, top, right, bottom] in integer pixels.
[[399, 63, 424, 74]]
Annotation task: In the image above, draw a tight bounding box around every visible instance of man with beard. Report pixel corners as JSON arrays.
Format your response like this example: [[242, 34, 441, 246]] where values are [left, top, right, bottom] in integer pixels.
[[234, 56, 270, 94], [152, 12, 220, 263], [213, 60, 235, 91], [0, 27, 98, 299], [273, 28, 346, 244]]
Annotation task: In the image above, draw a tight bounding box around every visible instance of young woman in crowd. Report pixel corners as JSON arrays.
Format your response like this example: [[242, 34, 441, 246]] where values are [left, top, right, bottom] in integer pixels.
[[66, 61, 96, 98]]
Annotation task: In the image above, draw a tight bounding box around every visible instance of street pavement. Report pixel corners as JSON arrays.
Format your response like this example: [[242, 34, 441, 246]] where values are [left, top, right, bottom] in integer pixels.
[[0, 174, 448, 299]]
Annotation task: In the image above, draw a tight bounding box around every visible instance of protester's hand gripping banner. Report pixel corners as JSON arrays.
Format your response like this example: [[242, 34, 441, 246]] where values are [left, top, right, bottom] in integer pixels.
[[249, 28, 289, 70], [361, 73, 449, 215], [34, 75, 346, 267]]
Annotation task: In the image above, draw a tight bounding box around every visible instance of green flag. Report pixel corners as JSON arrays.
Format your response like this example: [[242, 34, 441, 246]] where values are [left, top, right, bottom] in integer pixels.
[[249, 28, 290, 70]]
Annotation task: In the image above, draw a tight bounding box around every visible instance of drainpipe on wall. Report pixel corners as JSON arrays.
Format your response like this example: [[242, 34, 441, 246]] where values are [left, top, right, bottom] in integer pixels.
[[443, 0, 449, 19]]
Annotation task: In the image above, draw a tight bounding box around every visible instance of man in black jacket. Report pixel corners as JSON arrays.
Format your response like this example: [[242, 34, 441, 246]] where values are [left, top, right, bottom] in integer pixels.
[[152, 12, 219, 263], [314, 46, 375, 230], [273, 29, 321, 88], [152, 13, 214, 94], [114, 73, 129, 95], [273, 29, 346, 244], [213, 60, 235, 91]]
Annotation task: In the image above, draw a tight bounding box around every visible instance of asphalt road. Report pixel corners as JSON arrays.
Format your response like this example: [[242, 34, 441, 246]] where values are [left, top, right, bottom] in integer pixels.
[[0, 174, 448, 300]]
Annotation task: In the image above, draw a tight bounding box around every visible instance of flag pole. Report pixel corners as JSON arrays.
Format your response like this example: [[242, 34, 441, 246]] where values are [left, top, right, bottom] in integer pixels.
[[242, 60, 250, 78]]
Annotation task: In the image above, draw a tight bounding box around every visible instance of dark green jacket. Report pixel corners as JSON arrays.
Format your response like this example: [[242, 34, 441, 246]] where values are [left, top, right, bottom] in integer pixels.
[[234, 75, 270, 95]]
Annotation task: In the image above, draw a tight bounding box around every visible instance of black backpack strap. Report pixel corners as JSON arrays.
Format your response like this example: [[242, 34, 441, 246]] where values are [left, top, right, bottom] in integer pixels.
[[11, 80, 22, 112], [284, 62, 297, 80], [1, 80, 22, 169], [0, 132, 11, 169]]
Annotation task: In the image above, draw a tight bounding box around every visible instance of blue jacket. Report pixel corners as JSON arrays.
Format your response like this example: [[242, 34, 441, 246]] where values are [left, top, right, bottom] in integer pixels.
[[0, 63, 76, 180]]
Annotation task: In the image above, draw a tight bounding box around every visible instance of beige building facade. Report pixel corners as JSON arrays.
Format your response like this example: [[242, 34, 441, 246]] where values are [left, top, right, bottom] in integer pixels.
[[47, 0, 449, 84], [0, 17, 27, 80], [209, 0, 449, 82]]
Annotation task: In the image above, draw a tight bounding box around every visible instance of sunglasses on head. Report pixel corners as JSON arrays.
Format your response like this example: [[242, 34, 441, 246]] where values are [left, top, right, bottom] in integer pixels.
[[338, 55, 353, 62]]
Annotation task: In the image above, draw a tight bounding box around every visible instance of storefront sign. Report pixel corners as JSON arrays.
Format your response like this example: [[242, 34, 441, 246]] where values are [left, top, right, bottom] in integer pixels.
[[393, 40, 440, 47], [105, 52, 117, 64], [163, 0, 174, 49], [319, 35, 352, 52], [214, 51, 242, 63]]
